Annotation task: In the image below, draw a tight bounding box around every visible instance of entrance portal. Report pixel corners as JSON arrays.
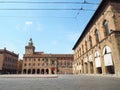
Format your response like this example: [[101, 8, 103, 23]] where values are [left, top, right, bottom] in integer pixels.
[[37, 69, 40, 74], [32, 69, 35, 74], [41, 69, 44, 74], [28, 69, 31, 74], [51, 67, 55, 74], [46, 69, 49, 74]]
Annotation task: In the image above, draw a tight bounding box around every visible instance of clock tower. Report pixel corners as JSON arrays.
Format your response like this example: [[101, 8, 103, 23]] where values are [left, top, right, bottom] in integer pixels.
[[25, 38, 35, 54]]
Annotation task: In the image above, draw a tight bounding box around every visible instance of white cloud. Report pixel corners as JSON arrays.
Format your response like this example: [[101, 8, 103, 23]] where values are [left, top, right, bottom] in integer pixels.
[[25, 21, 33, 26], [16, 21, 33, 31]]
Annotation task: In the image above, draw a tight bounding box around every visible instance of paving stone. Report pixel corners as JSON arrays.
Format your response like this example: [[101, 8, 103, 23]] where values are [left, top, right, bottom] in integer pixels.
[[0, 75, 120, 90]]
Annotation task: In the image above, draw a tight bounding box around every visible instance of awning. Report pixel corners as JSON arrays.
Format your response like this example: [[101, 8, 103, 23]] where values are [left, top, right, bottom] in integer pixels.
[[95, 57, 101, 67], [104, 54, 113, 66]]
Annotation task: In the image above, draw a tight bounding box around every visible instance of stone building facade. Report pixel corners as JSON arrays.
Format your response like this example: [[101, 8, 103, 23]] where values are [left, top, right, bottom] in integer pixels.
[[73, 0, 120, 76], [22, 38, 73, 74], [17, 59, 23, 74], [0, 48, 18, 74]]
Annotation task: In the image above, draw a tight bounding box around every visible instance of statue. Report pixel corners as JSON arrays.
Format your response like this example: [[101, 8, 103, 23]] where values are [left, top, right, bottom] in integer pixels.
[[28, 38, 33, 46]]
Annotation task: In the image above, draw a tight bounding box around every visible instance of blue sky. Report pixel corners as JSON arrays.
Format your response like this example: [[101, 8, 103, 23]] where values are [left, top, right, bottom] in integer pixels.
[[0, 0, 101, 59]]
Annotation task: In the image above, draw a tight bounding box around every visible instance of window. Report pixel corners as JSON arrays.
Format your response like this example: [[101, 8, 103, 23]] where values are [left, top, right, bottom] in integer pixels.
[[103, 20, 109, 36], [24, 63, 27, 66], [38, 63, 40, 66], [78, 48, 81, 56], [34, 58, 36, 61], [45, 58, 48, 62], [77, 50, 79, 58], [29, 58, 31, 61], [95, 29, 99, 43], [67, 62, 70, 66], [82, 45, 84, 54], [64, 61, 66, 66], [29, 63, 31, 66], [25, 58, 27, 61], [85, 41, 88, 51], [46, 63, 48, 66], [42, 58, 44, 61], [42, 63, 44, 66], [89, 36, 92, 48], [57, 62, 59, 65], [33, 63, 35, 66], [51, 60, 55, 65]]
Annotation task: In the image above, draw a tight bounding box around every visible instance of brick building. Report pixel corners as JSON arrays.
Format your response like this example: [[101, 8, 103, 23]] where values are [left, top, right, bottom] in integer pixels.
[[0, 48, 18, 74], [17, 59, 23, 74], [73, 0, 120, 76], [22, 38, 73, 74]]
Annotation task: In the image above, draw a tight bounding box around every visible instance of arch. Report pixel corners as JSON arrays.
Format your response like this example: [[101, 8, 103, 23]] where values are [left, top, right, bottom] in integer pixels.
[[95, 29, 100, 43], [28, 69, 31, 74], [103, 46, 114, 74], [82, 44, 84, 54], [23, 69, 27, 74], [94, 51, 102, 74], [41, 69, 44, 74], [103, 46, 111, 55], [89, 36, 92, 48], [32, 69, 35, 74], [51, 67, 55, 74], [85, 41, 88, 51], [103, 20, 109, 36], [46, 69, 49, 74], [84, 57, 88, 74], [37, 69, 40, 74], [94, 51, 100, 58]]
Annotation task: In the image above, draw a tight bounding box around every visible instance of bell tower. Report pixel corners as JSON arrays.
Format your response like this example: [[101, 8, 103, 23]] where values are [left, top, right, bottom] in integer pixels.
[[25, 38, 35, 54]]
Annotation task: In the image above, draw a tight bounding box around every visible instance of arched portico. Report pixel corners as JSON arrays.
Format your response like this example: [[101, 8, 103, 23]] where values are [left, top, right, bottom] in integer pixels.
[[32, 69, 35, 74], [23, 69, 27, 74], [46, 69, 49, 74], [103, 46, 115, 74], [37, 69, 40, 74], [41, 69, 44, 74], [28, 69, 31, 74], [95, 51, 102, 74]]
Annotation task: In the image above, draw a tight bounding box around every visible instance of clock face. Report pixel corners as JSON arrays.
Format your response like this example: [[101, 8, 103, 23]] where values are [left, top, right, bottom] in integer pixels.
[[26, 49, 32, 54]]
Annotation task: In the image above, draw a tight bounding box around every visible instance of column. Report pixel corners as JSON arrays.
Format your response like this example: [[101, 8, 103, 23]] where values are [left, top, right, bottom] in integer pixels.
[[88, 62, 91, 74], [93, 58, 97, 74], [100, 55, 106, 75], [49, 68, 51, 74]]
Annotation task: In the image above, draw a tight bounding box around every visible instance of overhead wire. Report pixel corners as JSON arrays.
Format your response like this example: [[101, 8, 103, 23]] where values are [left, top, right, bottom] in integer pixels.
[[0, 1, 99, 5], [0, 15, 75, 19], [0, 8, 96, 11], [0, 0, 100, 18]]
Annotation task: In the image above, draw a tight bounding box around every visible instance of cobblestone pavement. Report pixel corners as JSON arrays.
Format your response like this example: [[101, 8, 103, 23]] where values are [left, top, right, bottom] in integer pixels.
[[0, 75, 120, 90]]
